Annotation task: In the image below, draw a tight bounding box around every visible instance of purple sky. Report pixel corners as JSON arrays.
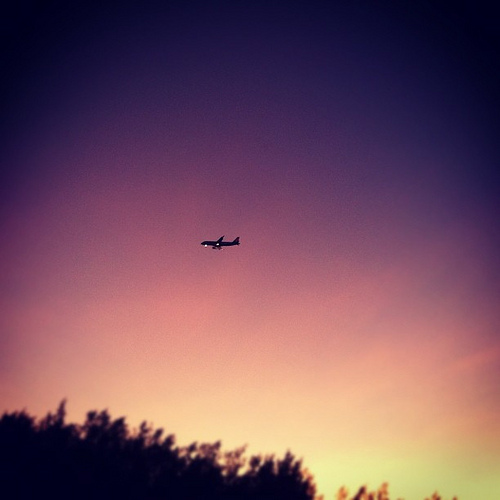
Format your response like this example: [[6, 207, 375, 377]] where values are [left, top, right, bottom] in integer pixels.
[[1, 2, 499, 498]]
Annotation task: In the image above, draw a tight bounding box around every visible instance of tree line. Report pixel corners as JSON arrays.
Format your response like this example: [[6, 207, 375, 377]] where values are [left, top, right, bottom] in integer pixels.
[[0, 401, 456, 500]]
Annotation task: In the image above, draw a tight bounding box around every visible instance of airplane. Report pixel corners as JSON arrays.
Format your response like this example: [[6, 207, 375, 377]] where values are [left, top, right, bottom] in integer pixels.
[[201, 235, 240, 250]]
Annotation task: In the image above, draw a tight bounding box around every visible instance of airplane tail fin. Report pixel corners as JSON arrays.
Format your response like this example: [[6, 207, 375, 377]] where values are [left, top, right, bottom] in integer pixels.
[[233, 237, 240, 245]]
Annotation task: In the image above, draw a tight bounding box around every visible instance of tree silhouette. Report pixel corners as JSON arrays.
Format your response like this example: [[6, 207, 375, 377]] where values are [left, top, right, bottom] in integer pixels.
[[0, 401, 458, 499], [0, 401, 316, 500], [335, 483, 458, 500]]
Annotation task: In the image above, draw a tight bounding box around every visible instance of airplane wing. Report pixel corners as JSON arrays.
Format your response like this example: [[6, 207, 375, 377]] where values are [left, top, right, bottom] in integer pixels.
[[216, 236, 224, 244]]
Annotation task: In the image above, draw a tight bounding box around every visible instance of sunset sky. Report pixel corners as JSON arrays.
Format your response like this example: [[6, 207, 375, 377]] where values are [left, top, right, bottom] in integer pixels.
[[1, 1, 499, 498]]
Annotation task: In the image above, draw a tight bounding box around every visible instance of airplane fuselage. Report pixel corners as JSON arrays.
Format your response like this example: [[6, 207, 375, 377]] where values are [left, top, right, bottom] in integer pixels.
[[201, 236, 240, 249]]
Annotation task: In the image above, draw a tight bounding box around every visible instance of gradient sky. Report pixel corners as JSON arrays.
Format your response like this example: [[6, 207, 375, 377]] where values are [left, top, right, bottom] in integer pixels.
[[1, 1, 499, 499]]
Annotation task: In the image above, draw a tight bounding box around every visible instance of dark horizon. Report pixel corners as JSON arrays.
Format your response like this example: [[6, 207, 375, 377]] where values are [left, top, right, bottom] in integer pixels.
[[1, 400, 458, 500]]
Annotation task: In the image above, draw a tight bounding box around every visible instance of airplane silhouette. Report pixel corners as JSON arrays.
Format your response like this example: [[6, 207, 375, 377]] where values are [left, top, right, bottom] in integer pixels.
[[201, 236, 240, 250]]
